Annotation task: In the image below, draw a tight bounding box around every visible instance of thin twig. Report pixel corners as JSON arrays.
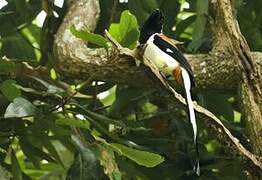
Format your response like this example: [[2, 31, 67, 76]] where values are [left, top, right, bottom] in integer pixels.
[[104, 30, 138, 58]]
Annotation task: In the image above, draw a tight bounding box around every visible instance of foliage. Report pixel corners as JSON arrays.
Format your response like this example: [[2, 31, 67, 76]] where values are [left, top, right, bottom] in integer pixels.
[[236, 0, 262, 51], [0, 0, 260, 179]]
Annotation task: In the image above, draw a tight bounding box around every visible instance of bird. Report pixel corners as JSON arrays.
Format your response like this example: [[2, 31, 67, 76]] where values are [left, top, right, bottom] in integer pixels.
[[139, 9, 200, 176]]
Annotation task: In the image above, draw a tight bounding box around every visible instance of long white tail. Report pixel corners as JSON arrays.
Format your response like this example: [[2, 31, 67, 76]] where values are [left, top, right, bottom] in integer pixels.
[[181, 68, 200, 176]]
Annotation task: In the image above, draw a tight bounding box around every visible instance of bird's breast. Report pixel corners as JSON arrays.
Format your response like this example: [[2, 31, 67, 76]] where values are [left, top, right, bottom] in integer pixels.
[[143, 42, 179, 77]]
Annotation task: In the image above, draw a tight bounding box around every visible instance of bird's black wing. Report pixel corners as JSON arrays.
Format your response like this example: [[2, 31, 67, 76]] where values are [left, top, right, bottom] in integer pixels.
[[153, 34, 194, 84]]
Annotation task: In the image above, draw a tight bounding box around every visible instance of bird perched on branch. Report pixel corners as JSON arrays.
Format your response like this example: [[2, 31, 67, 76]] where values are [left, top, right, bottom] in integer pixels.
[[139, 9, 200, 176]]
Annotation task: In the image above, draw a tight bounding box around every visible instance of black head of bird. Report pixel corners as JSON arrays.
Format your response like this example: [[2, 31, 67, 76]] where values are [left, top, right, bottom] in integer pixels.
[[139, 9, 164, 44]]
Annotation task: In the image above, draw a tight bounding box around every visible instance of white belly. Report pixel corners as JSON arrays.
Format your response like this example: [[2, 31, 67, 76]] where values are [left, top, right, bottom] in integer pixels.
[[143, 42, 179, 76]]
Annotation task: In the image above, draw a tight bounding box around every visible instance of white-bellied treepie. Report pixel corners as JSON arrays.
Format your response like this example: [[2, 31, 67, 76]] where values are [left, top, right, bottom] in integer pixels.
[[139, 9, 200, 176]]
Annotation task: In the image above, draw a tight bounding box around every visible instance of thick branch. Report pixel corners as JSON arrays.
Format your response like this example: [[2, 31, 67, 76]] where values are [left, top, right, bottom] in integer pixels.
[[53, 2, 262, 93], [53, 0, 243, 93], [210, 0, 262, 159]]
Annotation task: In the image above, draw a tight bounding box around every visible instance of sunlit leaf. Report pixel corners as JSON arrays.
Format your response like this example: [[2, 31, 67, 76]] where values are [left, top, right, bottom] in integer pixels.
[[109, 10, 139, 49], [70, 26, 109, 49], [56, 117, 90, 130], [110, 143, 164, 168]]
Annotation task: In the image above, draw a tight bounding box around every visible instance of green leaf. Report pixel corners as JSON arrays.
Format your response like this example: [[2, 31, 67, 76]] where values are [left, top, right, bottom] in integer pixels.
[[4, 97, 36, 118], [11, 149, 23, 180], [78, 82, 114, 95], [29, 76, 65, 95], [56, 117, 90, 130], [128, 0, 180, 37], [0, 60, 15, 72], [20, 137, 56, 168], [109, 10, 139, 49], [199, 94, 234, 121], [174, 15, 196, 38], [70, 26, 109, 49], [40, 135, 64, 167], [1, 33, 37, 60], [0, 79, 21, 101], [67, 135, 103, 180], [110, 143, 164, 168], [128, 0, 158, 24], [188, 0, 209, 51], [20, 140, 41, 169], [109, 86, 146, 118], [0, 0, 41, 36]]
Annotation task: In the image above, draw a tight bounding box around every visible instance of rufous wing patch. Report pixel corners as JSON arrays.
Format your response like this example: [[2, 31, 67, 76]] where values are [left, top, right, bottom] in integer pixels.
[[172, 65, 182, 84]]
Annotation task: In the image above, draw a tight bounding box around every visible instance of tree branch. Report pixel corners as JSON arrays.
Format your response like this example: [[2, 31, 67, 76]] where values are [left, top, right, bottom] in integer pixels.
[[53, 2, 262, 93], [52, 0, 262, 174]]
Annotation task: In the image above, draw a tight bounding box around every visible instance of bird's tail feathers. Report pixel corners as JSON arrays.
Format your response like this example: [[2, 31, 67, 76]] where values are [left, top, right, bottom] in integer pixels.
[[181, 68, 200, 176]]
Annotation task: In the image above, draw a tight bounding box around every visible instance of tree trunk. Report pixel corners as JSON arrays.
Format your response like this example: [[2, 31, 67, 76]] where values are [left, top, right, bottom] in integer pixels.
[[210, 0, 262, 158]]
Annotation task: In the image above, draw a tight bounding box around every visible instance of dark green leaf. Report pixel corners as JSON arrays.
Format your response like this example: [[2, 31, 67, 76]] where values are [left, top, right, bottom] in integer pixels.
[[188, 0, 208, 51], [128, 0, 158, 24], [78, 82, 114, 95], [19, 139, 41, 169], [70, 26, 109, 49], [199, 94, 234, 121], [128, 0, 180, 36], [1, 34, 36, 60], [0, 1, 41, 36], [4, 97, 36, 118], [67, 135, 104, 180], [0, 11, 13, 16], [0, 79, 21, 101], [109, 86, 146, 117], [0, 60, 15, 72], [11, 149, 23, 180], [29, 76, 65, 95], [41, 135, 64, 167], [20, 137, 56, 168], [174, 15, 196, 38]]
